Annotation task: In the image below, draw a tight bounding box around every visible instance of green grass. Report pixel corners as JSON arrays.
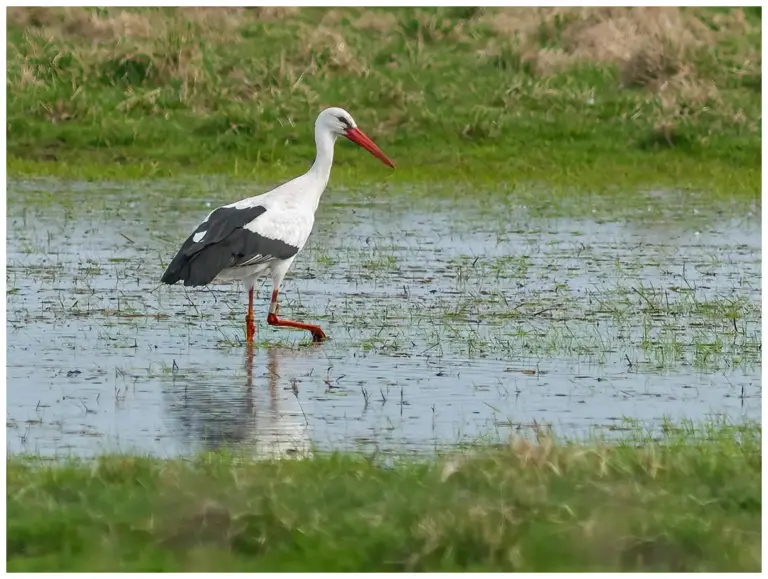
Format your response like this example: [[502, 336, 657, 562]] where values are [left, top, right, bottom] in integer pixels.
[[6, 7, 761, 195], [6, 421, 761, 572]]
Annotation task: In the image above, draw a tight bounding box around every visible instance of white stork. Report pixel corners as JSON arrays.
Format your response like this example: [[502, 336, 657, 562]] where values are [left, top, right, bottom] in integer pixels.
[[161, 107, 395, 343]]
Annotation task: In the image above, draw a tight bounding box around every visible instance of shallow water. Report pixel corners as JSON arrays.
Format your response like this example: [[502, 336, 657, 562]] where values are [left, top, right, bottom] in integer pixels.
[[6, 179, 761, 457]]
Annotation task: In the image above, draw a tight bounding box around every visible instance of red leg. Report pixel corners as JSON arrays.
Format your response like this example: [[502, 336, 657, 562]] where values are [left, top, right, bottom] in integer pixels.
[[245, 287, 256, 342], [266, 289, 326, 343]]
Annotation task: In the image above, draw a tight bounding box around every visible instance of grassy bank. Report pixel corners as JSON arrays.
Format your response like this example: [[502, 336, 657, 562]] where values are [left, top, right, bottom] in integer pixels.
[[7, 421, 761, 572], [6, 7, 761, 194]]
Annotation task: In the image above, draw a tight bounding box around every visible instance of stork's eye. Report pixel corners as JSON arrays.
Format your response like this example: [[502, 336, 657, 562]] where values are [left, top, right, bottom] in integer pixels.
[[336, 116, 351, 128]]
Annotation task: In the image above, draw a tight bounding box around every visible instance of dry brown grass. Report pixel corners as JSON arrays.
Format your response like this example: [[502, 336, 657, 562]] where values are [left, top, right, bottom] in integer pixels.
[[6, 7, 299, 43], [9, 7, 755, 88], [301, 26, 367, 77], [470, 6, 757, 142], [353, 10, 398, 33], [7, 7, 373, 112], [8, 7, 260, 114], [9, 7, 150, 40], [476, 7, 757, 94]]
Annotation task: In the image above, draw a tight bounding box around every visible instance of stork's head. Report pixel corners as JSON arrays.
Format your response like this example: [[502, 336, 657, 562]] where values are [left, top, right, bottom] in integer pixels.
[[316, 107, 395, 168]]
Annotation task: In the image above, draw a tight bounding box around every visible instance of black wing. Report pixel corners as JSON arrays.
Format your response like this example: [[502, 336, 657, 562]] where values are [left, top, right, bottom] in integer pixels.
[[160, 205, 299, 287]]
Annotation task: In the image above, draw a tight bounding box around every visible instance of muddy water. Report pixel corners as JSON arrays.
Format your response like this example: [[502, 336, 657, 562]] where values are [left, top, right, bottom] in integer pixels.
[[6, 180, 761, 457]]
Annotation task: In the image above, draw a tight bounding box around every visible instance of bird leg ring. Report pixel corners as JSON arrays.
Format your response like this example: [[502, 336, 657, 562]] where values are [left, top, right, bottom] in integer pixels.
[[267, 289, 327, 343]]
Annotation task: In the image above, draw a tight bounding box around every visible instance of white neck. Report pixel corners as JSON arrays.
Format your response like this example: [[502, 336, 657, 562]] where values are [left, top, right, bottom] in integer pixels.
[[304, 127, 336, 210]]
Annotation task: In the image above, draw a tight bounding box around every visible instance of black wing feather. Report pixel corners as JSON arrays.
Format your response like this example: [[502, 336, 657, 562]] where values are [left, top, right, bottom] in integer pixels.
[[160, 205, 299, 287]]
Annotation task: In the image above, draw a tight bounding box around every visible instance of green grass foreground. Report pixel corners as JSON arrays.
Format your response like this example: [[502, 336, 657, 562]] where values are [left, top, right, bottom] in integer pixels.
[[7, 422, 761, 572], [6, 7, 761, 195]]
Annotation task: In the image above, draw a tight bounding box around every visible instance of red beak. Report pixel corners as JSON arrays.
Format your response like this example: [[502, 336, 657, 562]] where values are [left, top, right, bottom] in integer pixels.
[[344, 127, 396, 169]]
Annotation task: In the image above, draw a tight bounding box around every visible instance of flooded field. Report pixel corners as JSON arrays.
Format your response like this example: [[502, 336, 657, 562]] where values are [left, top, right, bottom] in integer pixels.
[[6, 179, 761, 458]]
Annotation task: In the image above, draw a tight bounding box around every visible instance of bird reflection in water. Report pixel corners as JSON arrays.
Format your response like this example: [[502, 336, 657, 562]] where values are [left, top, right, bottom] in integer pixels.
[[164, 344, 313, 457]]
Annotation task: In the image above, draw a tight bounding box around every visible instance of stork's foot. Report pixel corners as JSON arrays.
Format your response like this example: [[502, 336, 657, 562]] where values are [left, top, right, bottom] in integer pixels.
[[267, 313, 327, 343], [311, 328, 327, 343]]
